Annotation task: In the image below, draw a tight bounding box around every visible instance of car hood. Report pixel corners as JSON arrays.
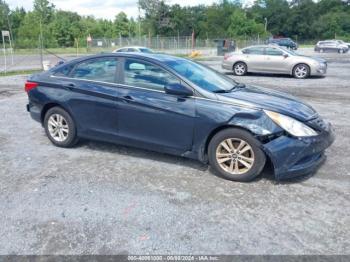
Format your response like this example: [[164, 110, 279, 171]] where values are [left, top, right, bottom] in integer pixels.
[[297, 55, 326, 63], [216, 85, 317, 122]]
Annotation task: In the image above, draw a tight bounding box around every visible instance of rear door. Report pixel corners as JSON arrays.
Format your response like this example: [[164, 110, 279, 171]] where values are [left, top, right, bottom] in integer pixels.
[[324, 41, 337, 51], [241, 47, 266, 72], [116, 57, 196, 153], [59, 57, 121, 139]]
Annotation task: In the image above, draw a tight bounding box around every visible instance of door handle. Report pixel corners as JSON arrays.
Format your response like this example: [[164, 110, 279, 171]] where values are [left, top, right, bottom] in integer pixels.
[[122, 95, 133, 102], [63, 82, 75, 90]]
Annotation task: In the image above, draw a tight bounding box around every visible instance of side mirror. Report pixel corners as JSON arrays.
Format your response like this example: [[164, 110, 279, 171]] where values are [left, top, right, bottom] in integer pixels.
[[165, 83, 193, 97], [283, 53, 289, 58]]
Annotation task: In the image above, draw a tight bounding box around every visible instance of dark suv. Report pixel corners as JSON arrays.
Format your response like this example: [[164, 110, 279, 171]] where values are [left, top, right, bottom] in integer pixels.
[[268, 38, 298, 50]]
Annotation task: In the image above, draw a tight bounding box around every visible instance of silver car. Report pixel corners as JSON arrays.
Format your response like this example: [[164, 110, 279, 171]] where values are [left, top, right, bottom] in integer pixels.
[[222, 45, 327, 79], [314, 40, 349, 53]]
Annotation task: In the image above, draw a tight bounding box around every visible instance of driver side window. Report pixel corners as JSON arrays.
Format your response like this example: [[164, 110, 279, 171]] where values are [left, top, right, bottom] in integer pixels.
[[124, 59, 180, 91], [266, 47, 284, 56]]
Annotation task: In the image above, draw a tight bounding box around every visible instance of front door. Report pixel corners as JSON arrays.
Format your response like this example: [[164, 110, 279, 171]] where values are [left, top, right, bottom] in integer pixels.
[[117, 58, 196, 153], [264, 47, 290, 73]]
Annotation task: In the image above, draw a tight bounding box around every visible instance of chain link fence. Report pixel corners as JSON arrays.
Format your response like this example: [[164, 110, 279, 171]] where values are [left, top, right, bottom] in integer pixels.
[[0, 35, 272, 74]]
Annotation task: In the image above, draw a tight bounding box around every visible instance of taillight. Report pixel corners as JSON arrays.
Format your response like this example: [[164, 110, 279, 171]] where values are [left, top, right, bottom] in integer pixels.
[[25, 81, 38, 93]]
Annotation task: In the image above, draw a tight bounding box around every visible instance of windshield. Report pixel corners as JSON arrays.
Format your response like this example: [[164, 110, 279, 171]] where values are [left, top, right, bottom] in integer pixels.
[[165, 58, 237, 92], [281, 47, 299, 56]]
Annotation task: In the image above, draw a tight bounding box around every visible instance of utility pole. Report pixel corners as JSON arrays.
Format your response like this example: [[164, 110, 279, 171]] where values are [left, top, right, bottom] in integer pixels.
[[138, 4, 141, 45], [39, 19, 44, 70], [264, 17, 268, 33]]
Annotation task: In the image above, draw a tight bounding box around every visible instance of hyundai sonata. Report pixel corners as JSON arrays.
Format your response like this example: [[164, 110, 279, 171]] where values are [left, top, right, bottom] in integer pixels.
[[25, 53, 334, 181]]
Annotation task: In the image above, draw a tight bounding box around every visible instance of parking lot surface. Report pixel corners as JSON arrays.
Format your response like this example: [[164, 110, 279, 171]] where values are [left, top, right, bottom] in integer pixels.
[[0, 49, 349, 254]]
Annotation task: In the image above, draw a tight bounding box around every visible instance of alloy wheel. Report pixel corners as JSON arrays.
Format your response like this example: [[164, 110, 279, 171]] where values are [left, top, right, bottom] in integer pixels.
[[294, 65, 308, 78], [234, 64, 246, 75], [216, 138, 255, 175], [47, 114, 69, 142]]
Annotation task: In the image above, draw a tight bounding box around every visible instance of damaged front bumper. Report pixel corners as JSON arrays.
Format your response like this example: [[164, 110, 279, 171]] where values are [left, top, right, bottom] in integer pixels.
[[262, 121, 335, 180]]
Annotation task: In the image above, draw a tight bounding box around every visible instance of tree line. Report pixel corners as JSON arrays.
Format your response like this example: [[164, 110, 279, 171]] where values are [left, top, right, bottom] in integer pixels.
[[0, 0, 349, 48]]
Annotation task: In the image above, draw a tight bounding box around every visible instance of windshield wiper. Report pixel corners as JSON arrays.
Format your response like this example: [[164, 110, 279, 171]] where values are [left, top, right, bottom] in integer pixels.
[[213, 89, 229, 93], [213, 83, 246, 93], [231, 83, 246, 90]]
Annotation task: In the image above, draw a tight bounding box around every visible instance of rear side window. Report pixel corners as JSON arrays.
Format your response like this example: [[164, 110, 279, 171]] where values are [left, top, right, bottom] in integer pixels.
[[117, 48, 128, 52], [140, 48, 153, 53], [53, 64, 74, 76], [70, 57, 117, 83], [242, 47, 264, 55], [123, 59, 180, 91]]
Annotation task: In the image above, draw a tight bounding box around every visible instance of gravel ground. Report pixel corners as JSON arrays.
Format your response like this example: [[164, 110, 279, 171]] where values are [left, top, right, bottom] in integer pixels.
[[0, 48, 349, 255]]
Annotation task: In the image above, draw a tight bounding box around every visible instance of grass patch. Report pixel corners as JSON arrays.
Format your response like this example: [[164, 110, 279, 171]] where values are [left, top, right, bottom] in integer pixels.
[[0, 69, 42, 77], [299, 44, 315, 48]]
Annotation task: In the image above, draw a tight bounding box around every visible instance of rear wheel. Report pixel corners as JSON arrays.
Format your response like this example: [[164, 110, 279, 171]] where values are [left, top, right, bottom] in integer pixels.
[[44, 107, 78, 147], [339, 48, 344, 54], [320, 48, 324, 53], [233, 62, 247, 76], [208, 128, 266, 182], [293, 64, 310, 79]]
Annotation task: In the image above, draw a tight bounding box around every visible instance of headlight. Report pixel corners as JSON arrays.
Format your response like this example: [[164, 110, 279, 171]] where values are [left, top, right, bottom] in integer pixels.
[[264, 110, 318, 137]]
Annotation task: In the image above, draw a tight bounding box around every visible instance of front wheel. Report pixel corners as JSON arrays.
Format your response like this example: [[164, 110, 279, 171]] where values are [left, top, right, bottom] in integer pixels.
[[44, 106, 78, 147], [208, 128, 266, 182], [233, 62, 247, 76], [293, 64, 310, 79], [338, 49, 344, 54]]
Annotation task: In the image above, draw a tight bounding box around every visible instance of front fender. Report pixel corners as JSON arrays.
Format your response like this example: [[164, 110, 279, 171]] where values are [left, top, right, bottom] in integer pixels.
[[228, 110, 283, 136]]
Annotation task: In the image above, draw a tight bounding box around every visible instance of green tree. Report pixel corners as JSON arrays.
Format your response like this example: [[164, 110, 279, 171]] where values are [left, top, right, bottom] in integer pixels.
[[228, 9, 267, 38], [50, 10, 82, 47], [33, 0, 54, 24], [9, 7, 26, 41], [0, 0, 10, 31], [114, 12, 130, 37], [17, 12, 41, 48], [248, 0, 290, 36]]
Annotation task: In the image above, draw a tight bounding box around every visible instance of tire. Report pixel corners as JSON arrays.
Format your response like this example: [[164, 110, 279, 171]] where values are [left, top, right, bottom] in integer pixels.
[[233, 62, 247, 76], [339, 49, 344, 54], [208, 128, 266, 182], [293, 63, 310, 79], [320, 49, 324, 53], [44, 106, 78, 147]]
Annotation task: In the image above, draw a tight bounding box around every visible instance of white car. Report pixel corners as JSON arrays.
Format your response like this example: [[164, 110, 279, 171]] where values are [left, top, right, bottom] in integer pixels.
[[112, 46, 154, 53]]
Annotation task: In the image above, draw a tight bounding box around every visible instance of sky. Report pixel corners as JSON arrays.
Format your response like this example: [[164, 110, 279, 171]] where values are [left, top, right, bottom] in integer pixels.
[[6, 0, 255, 20]]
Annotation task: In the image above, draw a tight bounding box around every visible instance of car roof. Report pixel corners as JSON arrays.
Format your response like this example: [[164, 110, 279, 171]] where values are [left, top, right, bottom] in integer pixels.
[[56, 52, 186, 68], [116, 46, 150, 50], [271, 38, 291, 41], [242, 45, 282, 49]]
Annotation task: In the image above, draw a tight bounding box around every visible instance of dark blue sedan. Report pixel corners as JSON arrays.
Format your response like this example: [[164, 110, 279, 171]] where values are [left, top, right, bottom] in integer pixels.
[[25, 53, 334, 181]]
